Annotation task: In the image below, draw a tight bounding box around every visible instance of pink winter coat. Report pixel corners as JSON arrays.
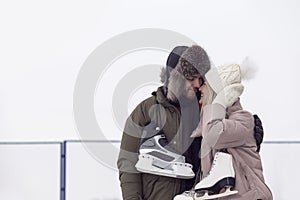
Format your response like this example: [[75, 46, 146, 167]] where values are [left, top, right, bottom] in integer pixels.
[[193, 100, 273, 200]]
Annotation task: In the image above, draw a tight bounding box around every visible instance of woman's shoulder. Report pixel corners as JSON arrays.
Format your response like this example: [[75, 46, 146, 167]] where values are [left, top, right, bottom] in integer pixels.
[[228, 101, 254, 126]]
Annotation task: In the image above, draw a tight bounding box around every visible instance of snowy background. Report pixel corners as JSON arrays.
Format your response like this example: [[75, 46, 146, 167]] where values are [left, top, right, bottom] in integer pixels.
[[1, 0, 300, 199]]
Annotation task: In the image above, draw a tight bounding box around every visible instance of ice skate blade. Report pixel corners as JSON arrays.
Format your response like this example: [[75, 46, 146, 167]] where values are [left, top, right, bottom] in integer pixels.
[[135, 154, 195, 179], [194, 187, 238, 200], [136, 166, 195, 179]]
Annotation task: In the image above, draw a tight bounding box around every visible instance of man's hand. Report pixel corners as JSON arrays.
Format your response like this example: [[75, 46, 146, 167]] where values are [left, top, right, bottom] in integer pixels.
[[253, 114, 264, 152]]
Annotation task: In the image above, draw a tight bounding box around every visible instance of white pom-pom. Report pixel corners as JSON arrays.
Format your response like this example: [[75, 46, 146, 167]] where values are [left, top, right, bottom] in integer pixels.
[[240, 57, 258, 81]]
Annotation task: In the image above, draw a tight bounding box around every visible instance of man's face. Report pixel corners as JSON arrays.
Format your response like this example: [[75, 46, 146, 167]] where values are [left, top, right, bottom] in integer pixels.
[[184, 74, 204, 99]]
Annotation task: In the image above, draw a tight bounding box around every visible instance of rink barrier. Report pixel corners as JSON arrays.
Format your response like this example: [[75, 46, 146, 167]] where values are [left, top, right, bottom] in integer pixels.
[[0, 140, 299, 200], [61, 142, 66, 200]]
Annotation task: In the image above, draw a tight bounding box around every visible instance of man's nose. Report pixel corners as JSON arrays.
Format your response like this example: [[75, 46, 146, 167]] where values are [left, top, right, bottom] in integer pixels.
[[191, 79, 200, 88]]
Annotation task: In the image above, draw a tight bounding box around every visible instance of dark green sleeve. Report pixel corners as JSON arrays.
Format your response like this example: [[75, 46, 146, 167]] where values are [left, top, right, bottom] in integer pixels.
[[117, 99, 152, 200]]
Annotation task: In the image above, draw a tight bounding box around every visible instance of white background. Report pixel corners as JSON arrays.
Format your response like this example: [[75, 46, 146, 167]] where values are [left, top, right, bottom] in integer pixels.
[[1, 0, 300, 199]]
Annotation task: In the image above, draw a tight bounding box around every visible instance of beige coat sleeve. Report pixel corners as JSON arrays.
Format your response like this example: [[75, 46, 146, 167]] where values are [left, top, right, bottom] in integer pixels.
[[201, 103, 254, 151]]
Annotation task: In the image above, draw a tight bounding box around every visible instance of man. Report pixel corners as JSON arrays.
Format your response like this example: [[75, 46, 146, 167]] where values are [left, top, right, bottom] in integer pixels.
[[117, 45, 211, 200]]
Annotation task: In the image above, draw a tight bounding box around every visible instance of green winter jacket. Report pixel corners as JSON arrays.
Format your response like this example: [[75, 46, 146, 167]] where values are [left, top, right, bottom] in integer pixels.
[[117, 86, 201, 200]]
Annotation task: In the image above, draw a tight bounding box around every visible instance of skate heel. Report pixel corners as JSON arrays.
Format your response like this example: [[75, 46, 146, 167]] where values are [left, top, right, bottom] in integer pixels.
[[195, 177, 236, 195], [218, 177, 235, 190]]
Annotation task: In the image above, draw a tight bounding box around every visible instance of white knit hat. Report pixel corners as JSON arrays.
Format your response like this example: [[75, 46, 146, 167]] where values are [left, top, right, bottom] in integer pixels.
[[205, 63, 242, 94], [205, 57, 257, 92], [204, 58, 257, 107]]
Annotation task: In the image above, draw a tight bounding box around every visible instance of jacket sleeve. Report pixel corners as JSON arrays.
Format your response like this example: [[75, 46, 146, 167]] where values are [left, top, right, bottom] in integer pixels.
[[201, 103, 254, 150], [117, 100, 151, 200]]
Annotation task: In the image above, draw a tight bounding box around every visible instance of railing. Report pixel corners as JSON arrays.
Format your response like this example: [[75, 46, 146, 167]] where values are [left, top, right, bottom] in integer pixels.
[[0, 140, 300, 200]]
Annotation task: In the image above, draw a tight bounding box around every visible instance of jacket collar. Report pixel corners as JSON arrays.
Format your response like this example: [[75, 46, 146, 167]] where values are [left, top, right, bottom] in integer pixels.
[[154, 86, 177, 108], [155, 86, 198, 109]]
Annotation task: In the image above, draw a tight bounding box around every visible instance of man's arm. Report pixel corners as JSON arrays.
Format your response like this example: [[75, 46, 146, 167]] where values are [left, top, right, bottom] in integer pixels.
[[118, 133, 143, 199], [117, 101, 151, 200]]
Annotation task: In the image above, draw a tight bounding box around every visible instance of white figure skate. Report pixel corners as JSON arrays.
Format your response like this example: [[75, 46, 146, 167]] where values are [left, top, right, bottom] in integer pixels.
[[135, 134, 195, 179], [194, 152, 238, 200]]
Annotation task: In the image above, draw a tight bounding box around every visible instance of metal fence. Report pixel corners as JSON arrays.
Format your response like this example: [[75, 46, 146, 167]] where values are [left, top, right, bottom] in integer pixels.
[[0, 140, 300, 200]]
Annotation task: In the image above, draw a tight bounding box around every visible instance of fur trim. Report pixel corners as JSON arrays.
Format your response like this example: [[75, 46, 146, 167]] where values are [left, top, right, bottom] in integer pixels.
[[167, 69, 186, 102], [160, 67, 167, 85]]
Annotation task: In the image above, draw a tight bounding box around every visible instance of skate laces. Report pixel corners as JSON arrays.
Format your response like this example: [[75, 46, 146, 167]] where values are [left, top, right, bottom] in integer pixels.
[[159, 135, 180, 154], [203, 153, 219, 178]]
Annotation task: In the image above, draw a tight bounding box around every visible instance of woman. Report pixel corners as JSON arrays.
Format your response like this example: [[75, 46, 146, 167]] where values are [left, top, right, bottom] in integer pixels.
[[175, 62, 273, 200]]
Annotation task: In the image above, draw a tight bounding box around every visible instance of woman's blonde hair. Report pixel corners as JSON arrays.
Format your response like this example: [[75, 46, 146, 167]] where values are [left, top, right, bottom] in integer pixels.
[[201, 81, 217, 110]]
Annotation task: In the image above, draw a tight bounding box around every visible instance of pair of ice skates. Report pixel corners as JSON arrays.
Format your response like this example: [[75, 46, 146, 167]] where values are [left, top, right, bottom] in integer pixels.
[[174, 152, 238, 200], [135, 134, 237, 199]]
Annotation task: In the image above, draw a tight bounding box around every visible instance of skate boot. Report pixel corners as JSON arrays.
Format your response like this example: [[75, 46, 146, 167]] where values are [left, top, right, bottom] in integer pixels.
[[194, 152, 238, 199], [173, 190, 195, 200], [135, 134, 195, 179]]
